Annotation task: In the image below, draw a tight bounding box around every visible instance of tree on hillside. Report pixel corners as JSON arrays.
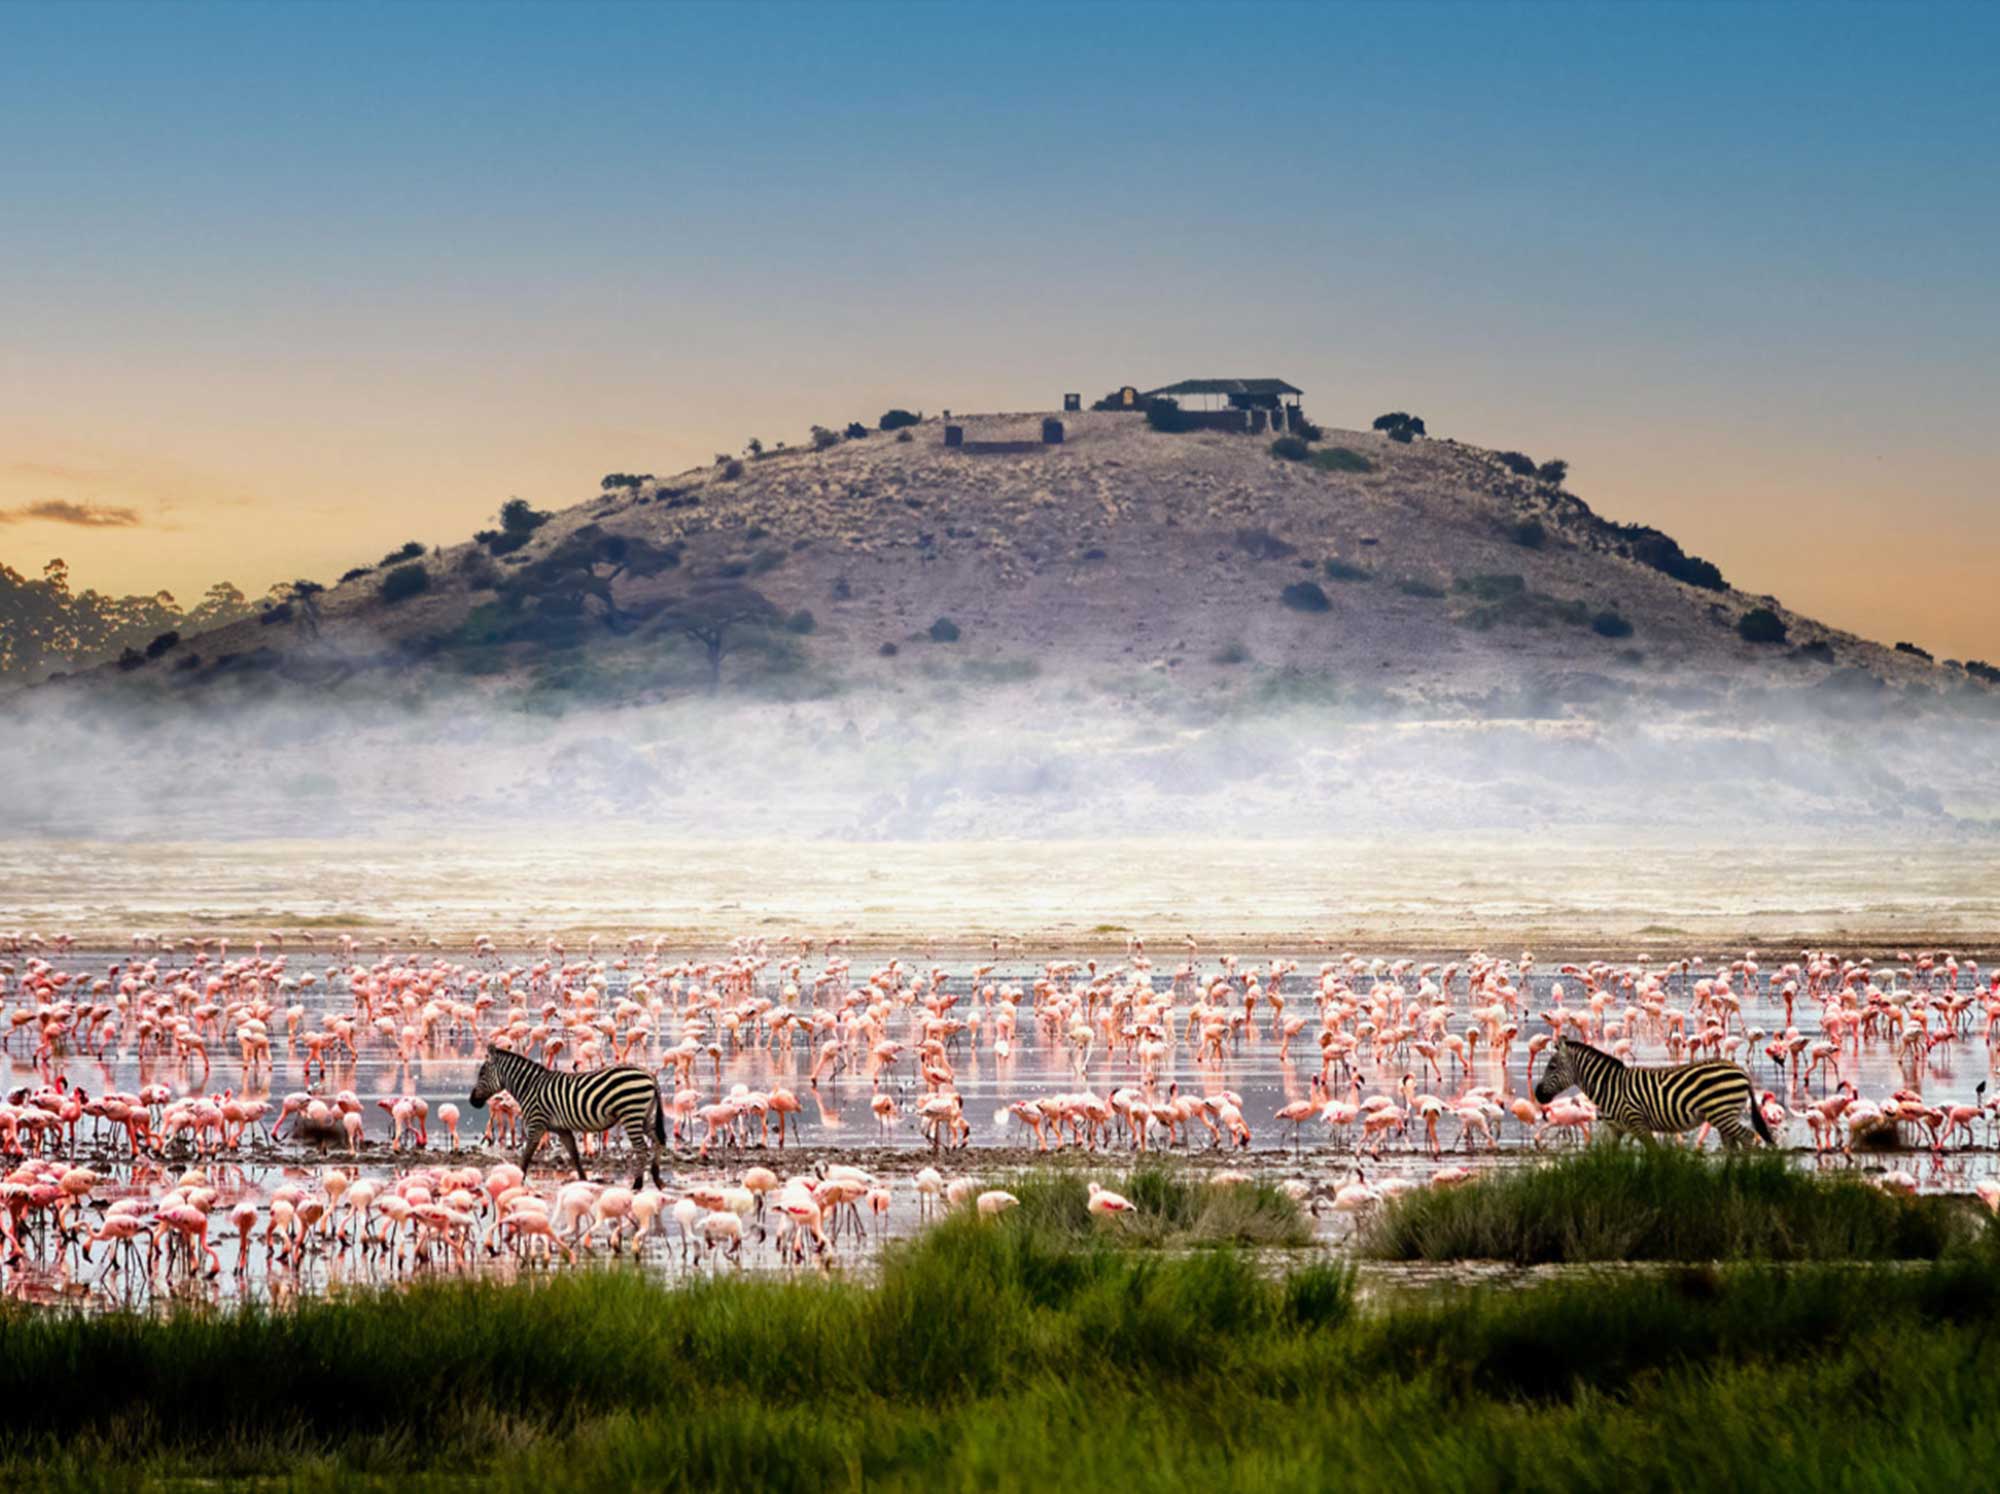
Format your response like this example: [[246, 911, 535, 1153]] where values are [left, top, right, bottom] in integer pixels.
[[655, 582, 780, 691], [497, 526, 682, 633]]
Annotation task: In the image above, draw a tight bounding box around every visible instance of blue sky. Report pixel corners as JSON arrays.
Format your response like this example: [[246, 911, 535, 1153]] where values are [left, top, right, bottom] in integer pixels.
[[3, 1, 1995, 652]]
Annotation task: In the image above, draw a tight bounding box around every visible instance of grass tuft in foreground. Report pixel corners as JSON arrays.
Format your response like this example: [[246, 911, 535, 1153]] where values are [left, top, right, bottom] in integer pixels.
[[1360, 1145, 1991, 1263], [999, 1165, 1314, 1249]]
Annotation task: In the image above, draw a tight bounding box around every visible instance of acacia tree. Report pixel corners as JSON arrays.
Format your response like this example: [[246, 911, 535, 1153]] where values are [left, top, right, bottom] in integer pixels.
[[499, 526, 682, 634], [656, 582, 779, 691]]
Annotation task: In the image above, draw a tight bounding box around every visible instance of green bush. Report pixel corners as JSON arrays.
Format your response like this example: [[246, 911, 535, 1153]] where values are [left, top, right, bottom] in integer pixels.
[[929, 617, 960, 643], [1508, 518, 1546, 548], [1739, 607, 1788, 644], [1361, 1147, 1984, 1264], [1373, 411, 1425, 442], [1269, 435, 1310, 462], [1590, 610, 1634, 638], [379, 564, 430, 604], [1454, 573, 1527, 601], [879, 409, 922, 431], [810, 425, 841, 451], [1494, 450, 1538, 477], [1310, 447, 1374, 473], [1322, 557, 1372, 582], [1895, 640, 1933, 661], [380, 540, 425, 566], [1281, 581, 1331, 613], [844, 422, 868, 440], [785, 609, 817, 634], [1537, 458, 1569, 486]]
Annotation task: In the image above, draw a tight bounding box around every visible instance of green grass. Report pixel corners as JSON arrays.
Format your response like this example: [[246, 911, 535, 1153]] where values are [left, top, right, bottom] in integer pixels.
[[1360, 1146, 1990, 1263], [999, 1166, 1314, 1248], [3, 1211, 1998, 1489]]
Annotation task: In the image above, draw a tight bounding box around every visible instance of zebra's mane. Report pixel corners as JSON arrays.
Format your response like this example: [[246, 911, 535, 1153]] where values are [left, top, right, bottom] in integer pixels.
[[1559, 1036, 1622, 1065], [489, 1044, 549, 1077]]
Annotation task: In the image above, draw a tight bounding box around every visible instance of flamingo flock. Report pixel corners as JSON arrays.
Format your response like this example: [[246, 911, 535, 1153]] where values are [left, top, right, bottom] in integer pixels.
[[0, 928, 1995, 1302]]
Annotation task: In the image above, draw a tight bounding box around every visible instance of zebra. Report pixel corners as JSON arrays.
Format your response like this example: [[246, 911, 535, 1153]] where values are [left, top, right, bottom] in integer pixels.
[[1534, 1035, 1775, 1148], [468, 1044, 669, 1188]]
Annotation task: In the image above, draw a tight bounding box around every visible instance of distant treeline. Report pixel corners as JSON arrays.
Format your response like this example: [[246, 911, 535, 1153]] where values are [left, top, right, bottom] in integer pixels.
[[0, 559, 276, 682]]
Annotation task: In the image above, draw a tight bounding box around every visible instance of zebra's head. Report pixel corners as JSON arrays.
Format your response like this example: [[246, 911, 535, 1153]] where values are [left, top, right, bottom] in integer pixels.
[[1534, 1037, 1577, 1106], [469, 1047, 503, 1109]]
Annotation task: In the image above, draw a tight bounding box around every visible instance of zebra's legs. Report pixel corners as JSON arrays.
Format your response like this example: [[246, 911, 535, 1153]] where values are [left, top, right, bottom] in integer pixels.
[[521, 1127, 547, 1177], [559, 1130, 589, 1181], [1712, 1113, 1753, 1148], [622, 1117, 663, 1191]]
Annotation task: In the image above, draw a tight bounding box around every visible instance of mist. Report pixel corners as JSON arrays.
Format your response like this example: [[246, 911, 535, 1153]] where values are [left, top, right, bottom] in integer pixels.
[[5, 660, 1998, 847]]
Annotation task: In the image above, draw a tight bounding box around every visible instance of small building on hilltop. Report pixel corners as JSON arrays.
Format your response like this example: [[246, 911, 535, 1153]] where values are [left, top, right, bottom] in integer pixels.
[[1141, 377, 1306, 433]]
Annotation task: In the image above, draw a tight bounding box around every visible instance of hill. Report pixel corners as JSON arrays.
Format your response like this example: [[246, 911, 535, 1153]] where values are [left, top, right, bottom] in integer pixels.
[[54, 410, 1994, 714]]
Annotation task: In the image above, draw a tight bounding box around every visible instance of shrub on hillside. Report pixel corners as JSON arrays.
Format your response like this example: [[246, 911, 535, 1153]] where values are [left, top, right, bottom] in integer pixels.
[[1212, 640, 1250, 665], [501, 498, 551, 535], [1455, 573, 1528, 602], [1144, 397, 1191, 433], [1537, 458, 1569, 486], [145, 631, 180, 658], [1590, 610, 1634, 638], [1311, 447, 1373, 473], [1614, 524, 1726, 590], [1396, 577, 1446, 598], [1281, 581, 1332, 613], [1738, 607, 1788, 644], [1508, 519, 1547, 549], [1373, 411, 1426, 443], [895, 430, 913, 443], [1494, 450, 1539, 477], [598, 474, 650, 492], [339, 566, 371, 583], [929, 617, 960, 643], [879, 409, 922, 431], [380, 564, 430, 604], [381, 541, 425, 566], [719, 459, 744, 480], [844, 422, 868, 440], [1895, 640, 1933, 661], [1270, 436, 1310, 462], [1322, 558, 1372, 582], [810, 425, 841, 451], [785, 609, 817, 634]]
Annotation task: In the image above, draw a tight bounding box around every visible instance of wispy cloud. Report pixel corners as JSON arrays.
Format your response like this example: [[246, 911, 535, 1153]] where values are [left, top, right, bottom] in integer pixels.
[[0, 500, 144, 528]]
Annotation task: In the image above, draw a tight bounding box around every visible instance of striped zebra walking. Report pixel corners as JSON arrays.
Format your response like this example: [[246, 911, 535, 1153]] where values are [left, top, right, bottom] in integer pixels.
[[469, 1044, 669, 1188], [1534, 1035, 1775, 1147]]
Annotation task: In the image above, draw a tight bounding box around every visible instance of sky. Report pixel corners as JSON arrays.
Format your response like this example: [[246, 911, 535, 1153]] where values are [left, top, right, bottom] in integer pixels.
[[2, 0, 1995, 656]]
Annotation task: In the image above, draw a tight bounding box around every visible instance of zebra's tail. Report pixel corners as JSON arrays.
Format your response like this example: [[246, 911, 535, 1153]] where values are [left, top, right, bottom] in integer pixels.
[[1750, 1090, 1776, 1146], [652, 1094, 667, 1146]]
